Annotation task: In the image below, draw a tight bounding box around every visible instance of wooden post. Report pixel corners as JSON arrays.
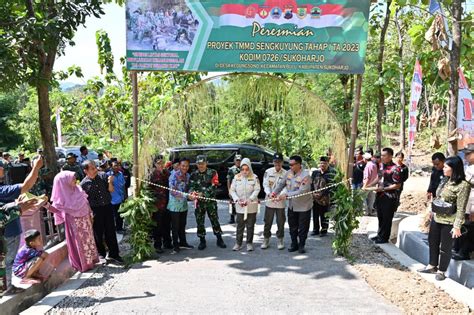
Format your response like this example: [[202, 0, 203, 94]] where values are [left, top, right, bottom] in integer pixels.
[[347, 74, 363, 180], [131, 71, 140, 196]]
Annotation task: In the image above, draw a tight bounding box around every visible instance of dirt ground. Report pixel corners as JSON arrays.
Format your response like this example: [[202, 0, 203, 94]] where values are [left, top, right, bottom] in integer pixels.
[[350, 234, 472, 314], [353, 172, 472, 314]]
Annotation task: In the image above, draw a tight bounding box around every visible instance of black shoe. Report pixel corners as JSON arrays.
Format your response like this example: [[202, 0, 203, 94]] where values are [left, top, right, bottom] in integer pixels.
[[288, 244, 298, 252], [155, 247, 164, 254], [164, 243, 174, 250], [435, 272, 446, 281], [172, 247, 180, 254], [452, 252, 470, 261], [198, 237, 207, 250], [374, 238, 388, 244], [179, 243, 194, 249], [298, 247, 306, 254], [418, 266, 438, 274], [369, 235, 379, 241], [311, 231, 319, 236], [216, 235, 227, 249], [107, 255, 125, 265], [228, 215, 235, 224], [320, 231, 328, 237]]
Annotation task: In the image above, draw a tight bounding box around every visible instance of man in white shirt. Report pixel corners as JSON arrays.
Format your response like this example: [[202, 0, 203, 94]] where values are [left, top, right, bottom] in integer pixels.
[[261, 153, 287, 250]]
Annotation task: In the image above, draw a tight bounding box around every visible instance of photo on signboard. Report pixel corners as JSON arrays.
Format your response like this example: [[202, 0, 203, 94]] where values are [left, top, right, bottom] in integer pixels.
[[126, 0, 199, 51]]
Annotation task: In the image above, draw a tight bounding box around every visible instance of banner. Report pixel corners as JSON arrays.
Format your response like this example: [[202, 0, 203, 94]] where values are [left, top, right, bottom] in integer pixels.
[[56, 108, 63, 148], [457, 68, 474, 148], [408, 60, 423, 150], [125, 0, 371, 74]]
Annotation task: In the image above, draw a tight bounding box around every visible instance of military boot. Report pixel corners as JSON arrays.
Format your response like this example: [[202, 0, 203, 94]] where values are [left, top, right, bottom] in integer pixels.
[[198, 237, 207, 250], [216, 234, 227, 248]]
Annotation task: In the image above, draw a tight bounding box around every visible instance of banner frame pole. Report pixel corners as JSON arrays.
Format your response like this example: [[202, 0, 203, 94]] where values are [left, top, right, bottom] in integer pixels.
[[132, 71, 140, 197], [347, 74, 363, 181]]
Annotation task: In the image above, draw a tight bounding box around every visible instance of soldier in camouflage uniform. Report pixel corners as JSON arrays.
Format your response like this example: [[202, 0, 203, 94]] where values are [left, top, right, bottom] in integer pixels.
[[31, 167, 54, 198], [226, 154, 242, 224], [189, 155, 227, 250], [62, 153, 84, 181]]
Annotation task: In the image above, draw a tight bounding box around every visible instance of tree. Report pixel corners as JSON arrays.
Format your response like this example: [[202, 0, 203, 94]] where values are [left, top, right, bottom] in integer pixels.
[[375, 0, 393, 152], [447, 0, 463, 155], [0, 1, 108, 173], [395, 8, 407, 150]]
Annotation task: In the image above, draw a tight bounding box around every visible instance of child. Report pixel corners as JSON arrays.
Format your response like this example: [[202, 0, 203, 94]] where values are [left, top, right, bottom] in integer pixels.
[[12, 229, 48, 284]]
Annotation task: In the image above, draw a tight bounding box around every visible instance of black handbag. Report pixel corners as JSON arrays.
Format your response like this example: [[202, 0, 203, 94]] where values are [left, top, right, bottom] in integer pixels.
[[432, 199, 456, 215]]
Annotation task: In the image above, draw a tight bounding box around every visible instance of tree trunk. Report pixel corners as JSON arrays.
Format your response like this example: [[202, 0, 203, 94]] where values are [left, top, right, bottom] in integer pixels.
[[340, 74, 354, 138], [375, 0, 392, 152], [183, 102, 192, 144], [395, 9, 406, 150], [447, 0, 463, 156], [37, 48, 59, 174], [37, 83, 58, 173]]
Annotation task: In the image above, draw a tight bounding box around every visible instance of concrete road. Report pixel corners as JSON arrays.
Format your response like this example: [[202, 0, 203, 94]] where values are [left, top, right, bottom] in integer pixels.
[[94, 204, 400, 314]]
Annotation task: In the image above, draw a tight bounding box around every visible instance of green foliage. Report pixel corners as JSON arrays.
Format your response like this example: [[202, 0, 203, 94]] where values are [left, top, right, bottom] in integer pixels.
[[328, 171, 364, 258], [119, 187, 157, 263], [0, 91, 26, 149], [96, 30, 115, 80], [0, 0, 106, 89]]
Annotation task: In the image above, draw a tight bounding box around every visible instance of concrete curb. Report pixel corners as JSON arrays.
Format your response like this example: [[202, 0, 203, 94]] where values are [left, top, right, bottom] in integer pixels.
[[375, 242, 474, 310], [20, 269, 96, 315], [21, 233, 124, 314]]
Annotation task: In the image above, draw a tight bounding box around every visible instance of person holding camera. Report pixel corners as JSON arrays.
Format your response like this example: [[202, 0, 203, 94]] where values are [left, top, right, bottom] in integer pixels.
[[419, 156, 470, 281]]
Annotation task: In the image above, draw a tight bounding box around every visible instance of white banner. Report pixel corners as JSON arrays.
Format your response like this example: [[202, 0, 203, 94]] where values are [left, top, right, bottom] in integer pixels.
[[408, 59, 423, 150], [56, 108, 63, 148]]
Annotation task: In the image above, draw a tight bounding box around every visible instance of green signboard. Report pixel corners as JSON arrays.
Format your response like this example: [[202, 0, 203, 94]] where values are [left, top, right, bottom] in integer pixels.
[[126, 0, 370, 73]]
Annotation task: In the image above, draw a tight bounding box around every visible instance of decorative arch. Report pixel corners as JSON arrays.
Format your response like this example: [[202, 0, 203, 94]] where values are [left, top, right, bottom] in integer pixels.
[[139, 72, 348, 179]]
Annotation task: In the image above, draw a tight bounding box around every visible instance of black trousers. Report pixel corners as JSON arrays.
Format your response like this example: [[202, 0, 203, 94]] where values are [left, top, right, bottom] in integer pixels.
[[152, 209, 172, 249], [111, 203, 123, 231], [313, 202, 329, 233], [428, 220, 454, 272], [170, 211, 188, 247], [91, 204, 120, 258], [453, 220, 474, 256], [375, 196, 399, 242], [288, 208, 311, 248]]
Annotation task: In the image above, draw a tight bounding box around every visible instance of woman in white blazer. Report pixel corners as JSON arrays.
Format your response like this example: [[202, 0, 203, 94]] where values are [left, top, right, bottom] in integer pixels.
[[230, 158, 261, 251]]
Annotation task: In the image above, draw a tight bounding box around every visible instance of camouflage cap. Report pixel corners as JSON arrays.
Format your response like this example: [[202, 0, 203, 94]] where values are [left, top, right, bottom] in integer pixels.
[[196, 155, 207, 163], [234, 154, 242, 161]]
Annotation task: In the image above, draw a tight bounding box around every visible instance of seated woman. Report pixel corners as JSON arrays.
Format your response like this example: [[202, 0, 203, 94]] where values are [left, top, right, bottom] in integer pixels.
[[12, 229, 48, 284], [46, 171, 98, 272], [419, 156, 470, 280], [230, 158, 260, 252]]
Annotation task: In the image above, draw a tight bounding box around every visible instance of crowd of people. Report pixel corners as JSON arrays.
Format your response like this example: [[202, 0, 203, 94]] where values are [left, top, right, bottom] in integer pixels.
[[2, 142, 474, 296], [351, 144, 474, 281], [148, 152, 337, 255], [0, 147, 131, 296], [126, 6, 198, 49]]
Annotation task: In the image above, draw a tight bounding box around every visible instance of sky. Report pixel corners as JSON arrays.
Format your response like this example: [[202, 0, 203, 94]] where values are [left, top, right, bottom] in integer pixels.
[[56, 1, 474, 85], [55, 3, 125, 85]]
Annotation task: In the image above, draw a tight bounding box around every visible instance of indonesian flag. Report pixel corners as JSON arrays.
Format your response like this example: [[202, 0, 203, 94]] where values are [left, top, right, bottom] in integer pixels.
[[217, 1, 356, 28]]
